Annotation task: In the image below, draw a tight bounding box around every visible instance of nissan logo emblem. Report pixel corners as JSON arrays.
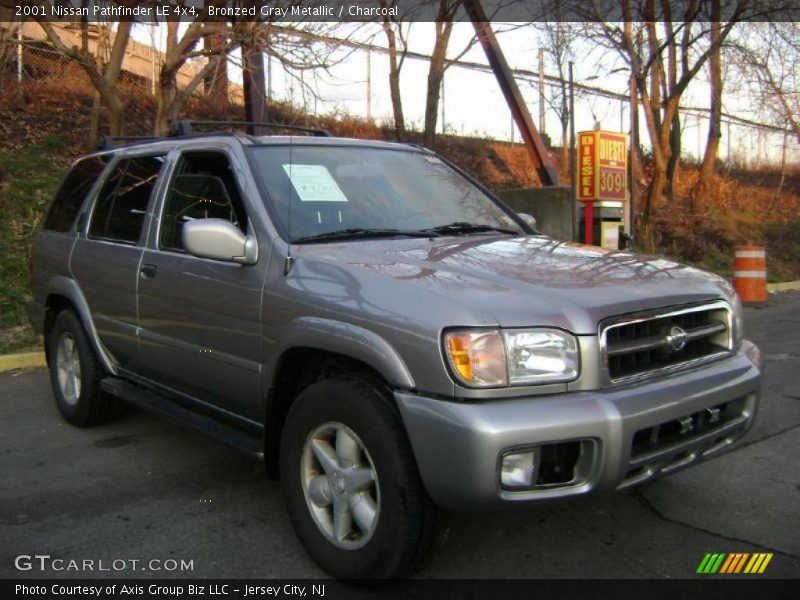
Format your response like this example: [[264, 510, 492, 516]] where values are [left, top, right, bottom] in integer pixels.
[[665, 325, 688, 352]]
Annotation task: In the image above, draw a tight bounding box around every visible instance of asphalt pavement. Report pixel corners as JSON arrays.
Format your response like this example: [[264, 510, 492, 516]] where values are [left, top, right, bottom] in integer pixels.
[[1, 292, 799, 579]]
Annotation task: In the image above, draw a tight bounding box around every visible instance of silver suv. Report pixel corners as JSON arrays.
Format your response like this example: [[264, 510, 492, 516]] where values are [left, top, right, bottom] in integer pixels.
[[27, 122, 763, 578]]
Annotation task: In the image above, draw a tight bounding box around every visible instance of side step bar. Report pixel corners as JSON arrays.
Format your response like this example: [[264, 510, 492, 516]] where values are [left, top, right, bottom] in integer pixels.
[[101, 377, 263, 458]]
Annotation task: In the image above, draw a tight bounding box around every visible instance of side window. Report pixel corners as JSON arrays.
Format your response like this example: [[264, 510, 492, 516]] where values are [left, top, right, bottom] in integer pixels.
[[160, 151, 248, 252], [43, 156, 109, 232], [89, 155, 164, 244]]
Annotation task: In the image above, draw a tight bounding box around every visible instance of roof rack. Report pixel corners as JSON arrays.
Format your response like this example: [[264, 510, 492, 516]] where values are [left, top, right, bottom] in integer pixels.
[[95, 119, 333, 151], [96, 134, 162, 151], [169, 120, 333, 138]]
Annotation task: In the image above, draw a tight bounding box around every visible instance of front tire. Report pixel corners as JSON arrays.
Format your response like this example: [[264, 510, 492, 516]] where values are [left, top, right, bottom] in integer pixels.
[[48, 309, 120, 427], [280, 377, 435, 579]]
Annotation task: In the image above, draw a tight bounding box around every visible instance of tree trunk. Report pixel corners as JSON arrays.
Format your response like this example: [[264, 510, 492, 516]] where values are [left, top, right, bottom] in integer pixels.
[[423, 16, 453, 148], [383, 19, 405, 140], [108, 98, 125, 137], [104, 23, 131, 136], [695, 3, 723, 212], [87, 92, 101, 148], [665, 110, 681, 200], [203, 23, 228, 104], [642, 164, 666, 249], [559, 81, 569, 173], [629, 73, 642, 243], [155, 73, 177, 136]]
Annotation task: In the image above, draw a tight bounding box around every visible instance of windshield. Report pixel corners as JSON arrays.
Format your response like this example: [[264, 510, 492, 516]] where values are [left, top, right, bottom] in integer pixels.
[[248, 145, 524, 242]]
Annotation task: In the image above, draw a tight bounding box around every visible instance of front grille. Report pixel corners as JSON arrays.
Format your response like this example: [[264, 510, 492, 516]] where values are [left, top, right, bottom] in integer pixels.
[[600, 301, 733, 383]]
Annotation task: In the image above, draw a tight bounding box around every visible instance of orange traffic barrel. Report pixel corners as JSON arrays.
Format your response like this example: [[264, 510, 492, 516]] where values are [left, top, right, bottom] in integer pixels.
[[733, 244, 768, 303]]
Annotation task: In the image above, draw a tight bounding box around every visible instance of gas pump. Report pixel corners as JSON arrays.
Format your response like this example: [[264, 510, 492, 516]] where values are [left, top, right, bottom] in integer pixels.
[[576, 131, 629, 249]]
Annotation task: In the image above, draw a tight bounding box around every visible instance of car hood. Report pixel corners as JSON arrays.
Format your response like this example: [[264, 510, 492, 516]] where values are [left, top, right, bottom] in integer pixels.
[[291, 235, 734, 334]]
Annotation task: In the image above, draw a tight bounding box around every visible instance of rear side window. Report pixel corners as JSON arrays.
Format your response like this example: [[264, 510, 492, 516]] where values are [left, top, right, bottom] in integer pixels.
[[43, 156, 109, 232], [89, 155, 164, 244]]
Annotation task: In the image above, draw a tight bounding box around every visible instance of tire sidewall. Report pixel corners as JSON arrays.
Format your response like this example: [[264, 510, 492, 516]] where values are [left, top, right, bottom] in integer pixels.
[[48, 310, 99, 425], [281, 378, 419, 579]]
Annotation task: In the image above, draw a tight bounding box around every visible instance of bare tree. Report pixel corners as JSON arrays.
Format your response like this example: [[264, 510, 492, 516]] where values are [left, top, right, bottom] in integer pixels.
[[731, 22, 800, 141], [251, 22, 362, 116], [534, 20, 582, 171], [423, 0, 487, 147], [379, 0, 411, 140], [695, 0, 723, 208], [153, 10, 357, 135], [154, 19, 234, 135], [423, 1, 458, 147], [583, 0, 751, 232], [34, 15, 131, 136]]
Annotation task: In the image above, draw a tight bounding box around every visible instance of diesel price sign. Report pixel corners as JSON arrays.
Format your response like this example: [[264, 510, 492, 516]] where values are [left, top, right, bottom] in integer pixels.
[[577, 131, 628, 201]]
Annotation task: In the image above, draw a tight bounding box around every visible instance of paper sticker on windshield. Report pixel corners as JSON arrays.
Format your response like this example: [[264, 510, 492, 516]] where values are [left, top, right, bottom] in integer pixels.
[[282, 164, 348, 202]]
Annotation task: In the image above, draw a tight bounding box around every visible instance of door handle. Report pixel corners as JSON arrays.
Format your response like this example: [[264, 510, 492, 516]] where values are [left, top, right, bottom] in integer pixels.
[[140, 263, 157, 279]]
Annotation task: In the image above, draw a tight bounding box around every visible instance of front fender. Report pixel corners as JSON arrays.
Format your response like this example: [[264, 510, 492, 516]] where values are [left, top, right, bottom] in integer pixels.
[[273, 317, 415, 390]]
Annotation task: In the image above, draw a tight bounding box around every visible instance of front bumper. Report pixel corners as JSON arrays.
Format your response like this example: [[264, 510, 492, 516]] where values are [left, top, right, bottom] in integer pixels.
[[396, 340, 763, 511]]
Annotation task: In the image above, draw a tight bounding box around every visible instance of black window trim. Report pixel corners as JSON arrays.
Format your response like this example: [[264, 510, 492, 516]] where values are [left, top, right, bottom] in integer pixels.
[[85, 151, 167, 247], [42, 154, 113, 235], [155, 147, 251, 256]]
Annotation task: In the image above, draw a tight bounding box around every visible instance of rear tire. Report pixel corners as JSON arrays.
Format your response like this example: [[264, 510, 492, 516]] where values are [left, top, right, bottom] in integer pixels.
[[280, 376, 436, 579], [48, 309, 121, 427]]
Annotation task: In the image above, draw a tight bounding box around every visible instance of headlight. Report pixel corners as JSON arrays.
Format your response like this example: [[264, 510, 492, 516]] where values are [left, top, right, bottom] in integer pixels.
[[444, 328, 579, 388], [504, 329, 579, 384]]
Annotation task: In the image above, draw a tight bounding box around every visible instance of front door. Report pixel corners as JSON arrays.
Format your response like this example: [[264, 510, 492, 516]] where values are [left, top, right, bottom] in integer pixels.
[[134, 150, 267, 421]]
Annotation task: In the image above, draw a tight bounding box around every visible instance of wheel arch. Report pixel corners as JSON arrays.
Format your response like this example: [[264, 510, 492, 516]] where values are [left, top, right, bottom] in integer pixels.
[[43, 276, 117, 374], [263, 319, 416, 478]]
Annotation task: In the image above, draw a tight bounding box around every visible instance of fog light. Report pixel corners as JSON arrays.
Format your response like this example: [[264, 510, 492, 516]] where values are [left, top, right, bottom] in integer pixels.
[[500, 450, 539, 488]]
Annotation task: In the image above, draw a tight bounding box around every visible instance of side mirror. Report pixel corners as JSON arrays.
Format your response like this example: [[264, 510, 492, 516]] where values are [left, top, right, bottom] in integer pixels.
[[518, 212, 537, 230], [183, 219, 258, 265]]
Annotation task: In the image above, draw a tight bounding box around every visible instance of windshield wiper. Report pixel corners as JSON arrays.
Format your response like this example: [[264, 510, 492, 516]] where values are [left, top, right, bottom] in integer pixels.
[[418, 222, 520, 236], [293, 228, 439, 244]]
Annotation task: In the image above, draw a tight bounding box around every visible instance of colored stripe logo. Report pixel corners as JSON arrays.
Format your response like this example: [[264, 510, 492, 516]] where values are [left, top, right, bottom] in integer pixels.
[[696, 552, 773, 574]]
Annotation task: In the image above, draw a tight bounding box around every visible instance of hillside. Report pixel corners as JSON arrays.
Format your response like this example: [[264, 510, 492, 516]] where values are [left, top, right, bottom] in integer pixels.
[[1, 79, 798, 352]]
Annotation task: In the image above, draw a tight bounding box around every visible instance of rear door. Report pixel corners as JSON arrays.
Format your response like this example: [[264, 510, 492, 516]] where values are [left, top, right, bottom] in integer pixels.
[[134, 149, 266, 421], [70, 154, 166, 368]]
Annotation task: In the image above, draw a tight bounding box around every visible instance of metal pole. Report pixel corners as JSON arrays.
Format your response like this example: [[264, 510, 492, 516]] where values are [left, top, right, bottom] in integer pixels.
[[756, 127, 762, 168], [300, 68, 307, 114], [366, 48, 372, 120], [17, 22, 23, 82], [440, 73, 445, 135], [538, 48, 545, 134], [569, 61, 577, 240], [242, 45, 267, 134], [628, 73, 638, 245], [463, 0, 559, 186], [726, 119, 731, 164], [697, 113, 702, 161], [151, 23, 156, 95], [267, 53, 272, 101]]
